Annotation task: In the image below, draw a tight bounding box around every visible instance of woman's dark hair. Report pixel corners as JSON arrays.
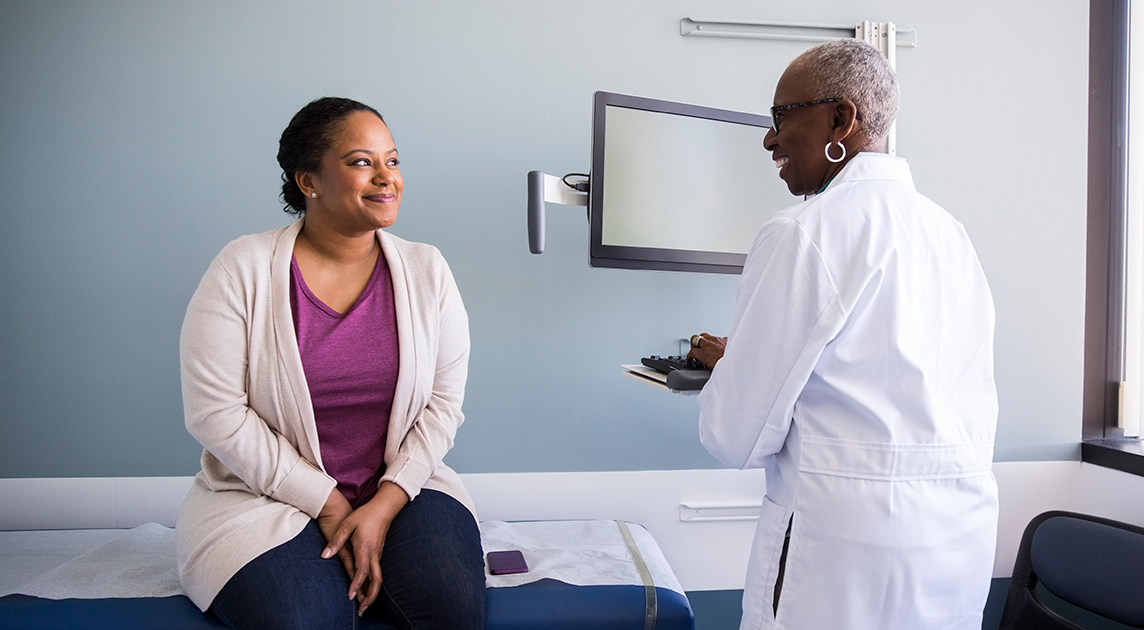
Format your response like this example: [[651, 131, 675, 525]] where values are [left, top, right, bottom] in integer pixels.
[[277, 97, 385, 216]]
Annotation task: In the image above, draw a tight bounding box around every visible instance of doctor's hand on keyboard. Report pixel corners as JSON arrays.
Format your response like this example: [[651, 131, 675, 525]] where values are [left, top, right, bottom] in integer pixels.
[[687, 333, 726, 369]]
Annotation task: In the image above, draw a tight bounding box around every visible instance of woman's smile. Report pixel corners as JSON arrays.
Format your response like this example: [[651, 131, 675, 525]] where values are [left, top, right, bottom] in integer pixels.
[[364, 192, 397, 204]]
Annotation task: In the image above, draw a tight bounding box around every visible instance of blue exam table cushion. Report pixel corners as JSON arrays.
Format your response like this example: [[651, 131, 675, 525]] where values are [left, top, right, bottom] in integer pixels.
[[0, 581, 694, 630], [0, 521, 694, 630]]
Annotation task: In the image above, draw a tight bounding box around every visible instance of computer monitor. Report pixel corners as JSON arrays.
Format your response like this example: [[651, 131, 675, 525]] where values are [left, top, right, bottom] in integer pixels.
[[588, 91, 792, 274]]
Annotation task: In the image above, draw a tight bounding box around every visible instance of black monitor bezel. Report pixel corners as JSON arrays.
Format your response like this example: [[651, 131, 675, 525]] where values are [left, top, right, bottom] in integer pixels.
[[588, 91, 774, 275]]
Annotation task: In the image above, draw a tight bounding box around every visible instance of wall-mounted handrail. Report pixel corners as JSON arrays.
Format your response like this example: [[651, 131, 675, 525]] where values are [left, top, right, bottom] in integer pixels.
[[680, 18, 917, 48]]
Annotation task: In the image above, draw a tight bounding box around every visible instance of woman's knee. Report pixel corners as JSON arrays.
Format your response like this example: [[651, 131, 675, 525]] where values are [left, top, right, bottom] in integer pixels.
[[210, 522, 356, 630], [379, 577, 485, 629], [378, 490, 486, 627]]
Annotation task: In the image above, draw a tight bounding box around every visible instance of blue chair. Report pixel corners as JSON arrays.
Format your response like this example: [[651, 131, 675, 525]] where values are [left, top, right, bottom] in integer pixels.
[[998, 510, 1144, 629]]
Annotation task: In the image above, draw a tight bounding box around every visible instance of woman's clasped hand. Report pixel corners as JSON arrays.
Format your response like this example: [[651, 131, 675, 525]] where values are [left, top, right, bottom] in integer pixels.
[[317, 482, 409, 615]]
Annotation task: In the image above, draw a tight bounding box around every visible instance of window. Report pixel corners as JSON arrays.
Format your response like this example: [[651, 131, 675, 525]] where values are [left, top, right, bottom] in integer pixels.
[[1122, 0, 1144, 438], [1082, 0, 1144, 473]]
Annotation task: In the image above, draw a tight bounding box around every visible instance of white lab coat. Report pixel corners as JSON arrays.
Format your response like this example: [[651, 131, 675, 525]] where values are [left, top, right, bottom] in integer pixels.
[[698, 153, 998, 630]]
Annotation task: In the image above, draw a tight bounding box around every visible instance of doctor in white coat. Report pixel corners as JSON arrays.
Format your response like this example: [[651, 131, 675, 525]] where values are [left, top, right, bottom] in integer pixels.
[[691, 39, 998, 630]]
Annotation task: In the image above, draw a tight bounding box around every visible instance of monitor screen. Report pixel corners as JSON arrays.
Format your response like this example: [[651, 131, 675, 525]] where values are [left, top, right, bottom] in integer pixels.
[[589, 91, 793, 274]]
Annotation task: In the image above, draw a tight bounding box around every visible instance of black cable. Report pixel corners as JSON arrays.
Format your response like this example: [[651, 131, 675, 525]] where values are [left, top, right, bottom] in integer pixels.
[[562, 172, 590, 192]]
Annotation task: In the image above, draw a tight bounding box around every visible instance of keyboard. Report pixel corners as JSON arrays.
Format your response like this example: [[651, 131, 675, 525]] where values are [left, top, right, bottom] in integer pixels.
[[640, 355, 711, 391], [641, 355, 708, 374]]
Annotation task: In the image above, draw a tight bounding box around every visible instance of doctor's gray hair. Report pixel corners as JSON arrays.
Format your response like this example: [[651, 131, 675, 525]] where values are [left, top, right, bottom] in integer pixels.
[[789, 39, 899, 146]]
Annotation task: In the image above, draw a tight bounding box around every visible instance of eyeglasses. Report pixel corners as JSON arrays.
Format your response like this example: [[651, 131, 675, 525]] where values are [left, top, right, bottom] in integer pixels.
[[769, 98, 843, 132]]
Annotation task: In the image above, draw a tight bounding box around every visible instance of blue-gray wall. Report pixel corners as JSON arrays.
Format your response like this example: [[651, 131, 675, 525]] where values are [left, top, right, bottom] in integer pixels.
[[0, 0, 1089, 478]]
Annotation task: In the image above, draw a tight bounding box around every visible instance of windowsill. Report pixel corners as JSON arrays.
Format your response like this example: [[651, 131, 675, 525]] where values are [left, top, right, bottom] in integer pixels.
[[1081, 438, 1144, 477]]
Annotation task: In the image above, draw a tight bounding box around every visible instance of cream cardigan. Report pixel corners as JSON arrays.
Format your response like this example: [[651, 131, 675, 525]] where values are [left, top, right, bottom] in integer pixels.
[[175, 219, 474, 611]]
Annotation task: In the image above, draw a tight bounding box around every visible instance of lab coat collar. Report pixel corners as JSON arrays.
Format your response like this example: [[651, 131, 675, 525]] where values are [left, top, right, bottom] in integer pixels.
[[819, 152, 915, 195]]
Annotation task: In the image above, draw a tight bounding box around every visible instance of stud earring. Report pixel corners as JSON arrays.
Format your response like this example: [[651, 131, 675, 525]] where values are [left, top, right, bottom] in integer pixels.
[[311, 192, 318, 198]]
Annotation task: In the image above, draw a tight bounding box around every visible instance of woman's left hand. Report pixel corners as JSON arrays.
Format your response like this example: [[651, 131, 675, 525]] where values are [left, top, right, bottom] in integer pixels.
[[321, 481, 409, 616]]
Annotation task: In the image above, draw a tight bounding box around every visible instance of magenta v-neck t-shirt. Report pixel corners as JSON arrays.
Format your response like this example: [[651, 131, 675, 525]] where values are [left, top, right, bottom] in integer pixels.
[[289, 249, 399, 508]]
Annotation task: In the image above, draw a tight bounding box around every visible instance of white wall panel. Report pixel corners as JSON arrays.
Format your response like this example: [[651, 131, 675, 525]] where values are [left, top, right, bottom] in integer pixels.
[[10, 462, 1144, 590]]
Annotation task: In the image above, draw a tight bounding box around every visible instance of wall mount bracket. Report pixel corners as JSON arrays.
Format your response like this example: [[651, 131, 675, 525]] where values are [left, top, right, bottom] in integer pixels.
[[527, 171, 589, 254]]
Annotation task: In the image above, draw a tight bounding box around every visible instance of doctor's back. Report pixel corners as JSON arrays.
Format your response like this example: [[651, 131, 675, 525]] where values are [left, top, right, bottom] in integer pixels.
[[696, 39, 998, 630]]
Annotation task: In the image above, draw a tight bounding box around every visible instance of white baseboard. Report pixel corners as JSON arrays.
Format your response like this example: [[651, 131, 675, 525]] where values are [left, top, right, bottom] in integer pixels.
[[2, 461, 1141, 591], [0, 476, 192, 531], [1079, 462, 1144, 525], [992, 461, 1082, 578]]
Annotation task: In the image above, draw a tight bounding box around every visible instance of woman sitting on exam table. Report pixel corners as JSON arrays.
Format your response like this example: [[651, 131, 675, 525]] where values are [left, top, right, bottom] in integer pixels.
[[176, 97, 485, 629], [688, 39, 999, 630]]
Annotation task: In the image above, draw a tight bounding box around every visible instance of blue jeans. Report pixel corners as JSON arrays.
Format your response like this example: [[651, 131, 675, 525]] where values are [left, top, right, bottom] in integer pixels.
[[209, 489, 486, 630]]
